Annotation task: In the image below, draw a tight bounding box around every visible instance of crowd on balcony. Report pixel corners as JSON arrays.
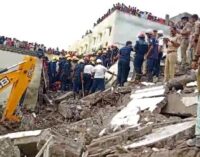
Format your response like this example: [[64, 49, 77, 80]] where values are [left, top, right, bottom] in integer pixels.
[[93, 3, 166, 27]]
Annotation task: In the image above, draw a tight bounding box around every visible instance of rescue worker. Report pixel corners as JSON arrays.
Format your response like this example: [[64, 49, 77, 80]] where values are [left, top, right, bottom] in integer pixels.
[[58, 56, 66, 81], [73, 59, 85, 99], [164, 27, 181, 82], [101, 50, 107, 67], [143, 29, 153, 75], [133, 32, 148, 82], [179, 16, 192, 70], [155, 30, 164, 80], [117, 41, 133, 86], [145, 29, 159, 82], [48, 56, 57, 90], [187, 56, 200, 147], [96, 50, 103, 61], [83, 59, 94, 95], [110, 45, 119, 65], [60, 56, 71, 91], [107, 47, 112, 68], [90, 59, 114, 93]]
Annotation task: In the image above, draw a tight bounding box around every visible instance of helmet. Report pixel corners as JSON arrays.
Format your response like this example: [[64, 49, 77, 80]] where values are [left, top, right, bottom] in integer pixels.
[[90, 57, 95, 61], [52, 56, 57, 61], [67, 57, 72, 60], [145, 29, 153, 34], [158, 30, 164, 34], [72, 56, 79, 61], [138, 32, 145, 38], [78, 59, 84, 64], [96, 59, 102, 63], [65, 54, 70, 58]]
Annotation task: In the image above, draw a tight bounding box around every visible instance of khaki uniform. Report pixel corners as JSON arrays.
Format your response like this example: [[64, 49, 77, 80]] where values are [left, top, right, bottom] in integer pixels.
[[180, 22, 192, 65], [187, 22, 197, 63], [164, 34, 181, 82]]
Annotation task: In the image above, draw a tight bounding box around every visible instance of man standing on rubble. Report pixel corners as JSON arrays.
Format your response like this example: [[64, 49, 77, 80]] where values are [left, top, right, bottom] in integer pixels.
[[133, 32, 148, 82], [83, 59, 94, 95], [90, 59, 115, 93], [60, 56, 71, 91], [154, 30, 164, 80], [193, 15, 200, 57], [145, 29, 159, 82], [73, 59, 85, 99], [164, 27, 181, 82], [117, 41, 133, 86], [48, 57, 58, 90], [179, 16, 192, 70]]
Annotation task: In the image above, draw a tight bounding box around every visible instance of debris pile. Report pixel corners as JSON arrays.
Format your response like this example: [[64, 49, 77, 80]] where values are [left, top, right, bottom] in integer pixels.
[[0, 72, 200, 156]]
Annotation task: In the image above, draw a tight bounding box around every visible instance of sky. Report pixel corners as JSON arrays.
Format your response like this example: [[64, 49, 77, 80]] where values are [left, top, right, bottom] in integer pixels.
[[0, 0, 199, 50]]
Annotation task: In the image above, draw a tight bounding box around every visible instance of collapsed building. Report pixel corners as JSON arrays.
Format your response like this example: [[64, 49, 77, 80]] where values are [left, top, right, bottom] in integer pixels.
[[0, 9, 199, 157]]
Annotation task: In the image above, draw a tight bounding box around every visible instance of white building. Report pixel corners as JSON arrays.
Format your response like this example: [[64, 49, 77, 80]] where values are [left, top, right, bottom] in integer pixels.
[[68, 10, 170, 54]]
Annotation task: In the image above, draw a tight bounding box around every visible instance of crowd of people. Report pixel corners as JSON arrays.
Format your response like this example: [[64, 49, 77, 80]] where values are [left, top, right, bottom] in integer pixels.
[[45, 13, 200, 99], [45, 45, 119, 98], [94, 3, 166, 27], [0, 35, 70, 56]]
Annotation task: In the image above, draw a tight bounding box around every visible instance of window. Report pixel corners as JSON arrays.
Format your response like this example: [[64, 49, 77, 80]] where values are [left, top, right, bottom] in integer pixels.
[[105, 42, 108, 47], [99, 33, 103, 41], [109, 27, 112, 36]]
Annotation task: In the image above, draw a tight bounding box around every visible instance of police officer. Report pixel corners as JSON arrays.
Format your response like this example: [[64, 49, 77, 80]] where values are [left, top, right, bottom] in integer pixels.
[[73, 59, 85, 99], [117, 41, 133, 86], [134, 32, 148, 82], [179, 16, 192, 70], [164, 27, 181, 82]]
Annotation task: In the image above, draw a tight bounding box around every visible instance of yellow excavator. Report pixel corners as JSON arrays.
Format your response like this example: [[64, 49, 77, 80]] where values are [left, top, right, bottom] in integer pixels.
[[0, 56, 36, 122]]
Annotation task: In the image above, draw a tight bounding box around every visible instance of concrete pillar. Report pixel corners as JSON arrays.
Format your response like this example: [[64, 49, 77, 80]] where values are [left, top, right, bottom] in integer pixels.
[[23, 58, 42, 111]]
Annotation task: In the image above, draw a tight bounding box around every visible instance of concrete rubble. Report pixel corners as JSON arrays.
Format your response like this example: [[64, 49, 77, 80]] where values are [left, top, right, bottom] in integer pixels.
[[1, 67, 200, 156]]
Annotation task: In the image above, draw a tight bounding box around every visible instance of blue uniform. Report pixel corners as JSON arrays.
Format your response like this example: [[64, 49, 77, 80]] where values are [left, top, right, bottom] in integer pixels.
[[61, 60, 71, 91], [48, 61, 57, 89], [73, 63, 84, 93], [147, 37, 159, 82], [134, 39, 148, 75], [117, 46, 133, 86]]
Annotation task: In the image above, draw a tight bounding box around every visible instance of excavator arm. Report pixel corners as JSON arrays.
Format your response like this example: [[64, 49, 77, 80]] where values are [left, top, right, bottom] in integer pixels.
[[0, 56, 36, 122]]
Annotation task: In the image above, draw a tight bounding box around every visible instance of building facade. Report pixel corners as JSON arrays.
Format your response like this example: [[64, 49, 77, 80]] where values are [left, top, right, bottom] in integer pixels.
[[68, 10, 170, 54]]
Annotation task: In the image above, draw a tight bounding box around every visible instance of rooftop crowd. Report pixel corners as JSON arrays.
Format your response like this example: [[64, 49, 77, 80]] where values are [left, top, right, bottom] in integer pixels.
[[93, 3, 166, 27]]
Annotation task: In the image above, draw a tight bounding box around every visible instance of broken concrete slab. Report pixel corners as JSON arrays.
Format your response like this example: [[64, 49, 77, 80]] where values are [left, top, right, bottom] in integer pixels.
[[49, 136, 84, 157], [0, 138, 20, 157], [124, 120, 195, 150], [163, 93, 197, 116], [87, 125, 153, 156], [186, 81, 197, 87], [130, 85, 165, 99], [110, 97, 166, 130], [54, 91, 74, 104]]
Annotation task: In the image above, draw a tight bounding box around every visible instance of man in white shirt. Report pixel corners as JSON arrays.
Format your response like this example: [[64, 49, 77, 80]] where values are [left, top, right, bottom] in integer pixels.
[[83, 60, 94, 95], [90, 59, 114, 93]]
